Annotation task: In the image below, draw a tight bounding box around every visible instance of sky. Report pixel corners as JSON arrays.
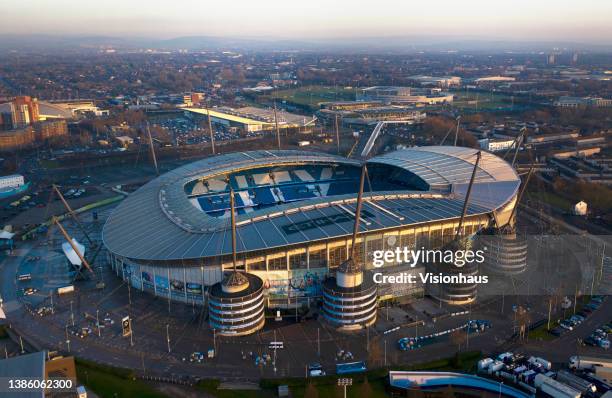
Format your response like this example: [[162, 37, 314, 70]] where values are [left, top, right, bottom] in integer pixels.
[[1, 0, 611, 44]]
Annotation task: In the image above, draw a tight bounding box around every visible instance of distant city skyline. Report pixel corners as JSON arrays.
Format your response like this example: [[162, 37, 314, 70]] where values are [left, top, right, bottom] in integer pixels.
[[1, 0, 611, 44]]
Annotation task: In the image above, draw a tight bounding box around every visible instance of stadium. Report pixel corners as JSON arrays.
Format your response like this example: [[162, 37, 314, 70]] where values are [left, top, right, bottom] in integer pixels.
[[102, 146, 521, 333]]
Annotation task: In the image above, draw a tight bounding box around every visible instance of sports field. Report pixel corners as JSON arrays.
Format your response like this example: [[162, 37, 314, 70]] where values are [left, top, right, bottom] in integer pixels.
[[266, 86, 357, 111]]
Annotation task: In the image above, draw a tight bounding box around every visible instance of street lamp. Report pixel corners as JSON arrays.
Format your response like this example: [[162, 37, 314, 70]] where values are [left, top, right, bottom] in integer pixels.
[[166, 324, 171, 353], [96, 309, 101, 337], [337, 378, 352, 398]]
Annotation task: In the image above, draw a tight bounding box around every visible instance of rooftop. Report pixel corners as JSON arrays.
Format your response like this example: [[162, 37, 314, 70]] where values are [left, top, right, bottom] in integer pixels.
[[102, 147, 519, 262]]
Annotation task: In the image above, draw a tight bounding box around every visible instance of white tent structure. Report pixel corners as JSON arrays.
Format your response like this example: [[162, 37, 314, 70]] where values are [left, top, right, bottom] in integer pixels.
[[0, 230, 14, 240], [573, 201, 588, 216], [62, 238, 86, 266]]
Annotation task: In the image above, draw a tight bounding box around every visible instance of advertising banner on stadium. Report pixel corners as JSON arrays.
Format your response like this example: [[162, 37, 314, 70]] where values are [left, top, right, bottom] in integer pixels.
[[155, 274, 169, 295], [253, 270, 289, 299], [289, 268, 325, 297], [252, 269, 325, 299], [170, 279, 185, 299], [142, 271, 154, 290], [186, 282, 203, 300], [131, 267, 142, 289]]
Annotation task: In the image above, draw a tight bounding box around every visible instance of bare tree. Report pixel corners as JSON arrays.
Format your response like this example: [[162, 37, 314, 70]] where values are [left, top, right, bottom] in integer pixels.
[[304, 382, 319, 398]]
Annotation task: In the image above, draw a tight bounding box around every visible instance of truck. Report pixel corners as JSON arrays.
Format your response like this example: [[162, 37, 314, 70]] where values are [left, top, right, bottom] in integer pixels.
[[528, 356, 552, 370], [569, 356, 612, 371], [520, 369, 537, 385], [556, 370, 597, 395], [499, 370, 517, 383], [534, 374, 581, 398], [518, 381, 537, 395], [488, 360, 504, 374], [477, 358, 494, 373], [57, 285, 75, 295]]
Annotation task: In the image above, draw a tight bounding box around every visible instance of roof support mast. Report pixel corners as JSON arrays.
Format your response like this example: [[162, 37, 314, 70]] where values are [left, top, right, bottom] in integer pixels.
[[454, 151, 481, 241], [502, 127, 527, 168], [349, 164, 368, 261], [506, 162, 535, 229], [453, 116, 462, 146], [53, 216, 94, 274], [205, 101, 216, 155], [52, 184, 94, 247], [146, 122, 159, 176], [229, 188, 237, 272], [335, 114, 341, 154], [273, 102, 281, 150]]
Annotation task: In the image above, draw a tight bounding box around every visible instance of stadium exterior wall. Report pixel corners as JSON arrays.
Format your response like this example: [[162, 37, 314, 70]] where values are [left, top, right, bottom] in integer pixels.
[[108, 216, 489, 308]]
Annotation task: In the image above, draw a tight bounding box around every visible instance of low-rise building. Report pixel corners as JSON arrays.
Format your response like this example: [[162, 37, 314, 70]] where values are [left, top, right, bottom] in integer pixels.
[[407, 75, 462, 87], [554, 96, 612, 108], [34, 119, 68, 140], [357, 86, 453, 105], [115, 135, 134, 148], [478, 138, 516, 152], [0, 127, 35, 150], [0, 174, 25, 190]]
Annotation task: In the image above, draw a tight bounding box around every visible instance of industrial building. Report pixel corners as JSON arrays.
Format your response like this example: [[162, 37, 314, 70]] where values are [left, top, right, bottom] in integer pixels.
[[317, 101, 426, 126], [103, 146, 521, 321], [357, 86, 454, 105], [185, 106, 316, 133], [407, 75, 462, 87]]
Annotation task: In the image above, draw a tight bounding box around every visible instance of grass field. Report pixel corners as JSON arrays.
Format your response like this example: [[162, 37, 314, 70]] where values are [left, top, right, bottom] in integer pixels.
[[74, 350, 481, 398], [450, 91, 514, 111], [528, 295, 592, 341], [266, 86, 357, 111], [526, 190, 572, 212], [76, 359, 168, 398], [197, 351, 482, 398]]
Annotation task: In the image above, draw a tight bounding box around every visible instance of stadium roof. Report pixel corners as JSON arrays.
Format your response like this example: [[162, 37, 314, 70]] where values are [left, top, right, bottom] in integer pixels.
[[103, 147, 519, 262]]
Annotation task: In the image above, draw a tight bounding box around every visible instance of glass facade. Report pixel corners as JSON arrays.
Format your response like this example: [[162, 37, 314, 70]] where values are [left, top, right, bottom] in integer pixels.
[[328, 246, 347, 269], [309, 249, 326, 268], [268, 256, 287, 271], [289, 252, 307, 269]]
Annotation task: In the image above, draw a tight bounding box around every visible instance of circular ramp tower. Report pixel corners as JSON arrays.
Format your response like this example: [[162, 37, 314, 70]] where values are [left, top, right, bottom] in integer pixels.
[[428, 260, 480, 305], [479, 232, 528, 276], [208, 271, 265, 336], [322, 258, 378, 331]]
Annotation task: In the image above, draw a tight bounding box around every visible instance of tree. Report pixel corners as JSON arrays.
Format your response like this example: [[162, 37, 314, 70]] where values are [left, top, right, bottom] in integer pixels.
[[368, 336, 384, 367], [360, 376, 373, 397], [304, 382, 319, 398], [515, 305, 531, 341], [450, 351, 463, 369], [450, 329, 466, 352]]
